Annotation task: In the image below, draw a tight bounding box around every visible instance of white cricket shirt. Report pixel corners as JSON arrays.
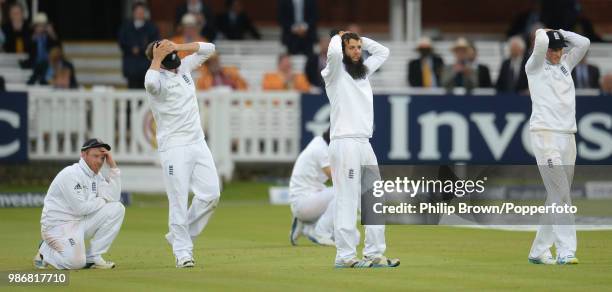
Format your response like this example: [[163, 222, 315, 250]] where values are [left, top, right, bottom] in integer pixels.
[[289, 136, 330, 204], [41, 159, 121, 227], [321, 35, 389, 139], [526, 29, 590, 133], [144, 42, 215, 151]]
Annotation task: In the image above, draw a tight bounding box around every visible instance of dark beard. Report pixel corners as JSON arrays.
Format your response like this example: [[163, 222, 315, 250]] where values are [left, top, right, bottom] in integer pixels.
[[343, 55, 368, 80]]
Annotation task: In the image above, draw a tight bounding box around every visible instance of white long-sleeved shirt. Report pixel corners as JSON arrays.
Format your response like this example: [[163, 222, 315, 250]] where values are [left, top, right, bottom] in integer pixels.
[[41, 159, 121, 227], [144, 42, 215, 151], [525, 29, 590, 133], [289, 136, 330, 205], [322, 35, 389, 139]]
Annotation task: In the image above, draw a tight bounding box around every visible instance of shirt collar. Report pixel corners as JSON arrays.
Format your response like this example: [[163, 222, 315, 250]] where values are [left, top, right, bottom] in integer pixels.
[[79, 158, 96, 178]]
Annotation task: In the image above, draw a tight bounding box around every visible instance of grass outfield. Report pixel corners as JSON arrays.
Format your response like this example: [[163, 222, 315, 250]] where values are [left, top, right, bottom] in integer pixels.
[[1, 182, 612, 291]]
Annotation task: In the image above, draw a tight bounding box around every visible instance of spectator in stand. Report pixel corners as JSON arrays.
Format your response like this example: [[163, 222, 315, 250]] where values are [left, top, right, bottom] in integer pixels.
[[407, 36, 444, 88], [2, 2, 30, 53], [217, 0, 261, 40], [171, 13, 206, 58], [601, 74, 612, 96], [441, 38, 477, 94], [496, 36, 528, 94], [197, 53, 247, 91], [304, 36, 329, 89], [467, 43, 492, 88], [118, 1, 159, 89], [23, 12, 59, 68], [571, 54, 600, 89], [263, 53, 310, 92], [278, 0, 318, 55], [176, 0, 216, 42], [27, 45, 77, 88]]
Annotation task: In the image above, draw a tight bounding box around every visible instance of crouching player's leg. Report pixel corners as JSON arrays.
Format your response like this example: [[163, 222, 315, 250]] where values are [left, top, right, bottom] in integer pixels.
[[36, 202, 125, 269], [290, 187, 335, 246]]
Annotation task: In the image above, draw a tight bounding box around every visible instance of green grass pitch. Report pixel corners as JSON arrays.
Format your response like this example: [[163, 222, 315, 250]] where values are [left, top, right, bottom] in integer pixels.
[[1, 182, 612, 291]]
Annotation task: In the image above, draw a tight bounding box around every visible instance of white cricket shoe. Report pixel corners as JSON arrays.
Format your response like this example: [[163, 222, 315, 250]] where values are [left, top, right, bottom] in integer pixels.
[[557, 255, 579, 265], [365, 255, 400, 268], [528, 255, 556, 265], [33, 251, 49, 269], [176, 257, 195, 268], [85, 257, 116, 269]]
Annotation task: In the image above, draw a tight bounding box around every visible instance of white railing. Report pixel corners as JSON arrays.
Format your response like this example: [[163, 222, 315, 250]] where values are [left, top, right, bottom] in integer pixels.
[[25, 88, 302, 180]]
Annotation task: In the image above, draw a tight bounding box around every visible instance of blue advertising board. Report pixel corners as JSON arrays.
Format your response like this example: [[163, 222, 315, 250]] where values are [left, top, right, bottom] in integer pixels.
[[0, 92, 28, 162], [301, 94, 612, 164]]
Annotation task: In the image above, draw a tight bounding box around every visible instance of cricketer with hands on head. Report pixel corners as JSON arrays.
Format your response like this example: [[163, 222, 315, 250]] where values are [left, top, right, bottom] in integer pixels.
[[144, 39, 221, 269], [525, 28, 590, 265], [322, 30, 399, 268]]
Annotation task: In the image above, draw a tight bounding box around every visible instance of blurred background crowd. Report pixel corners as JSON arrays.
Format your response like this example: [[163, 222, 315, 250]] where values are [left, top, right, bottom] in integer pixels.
[[1, 0, 611, 95]]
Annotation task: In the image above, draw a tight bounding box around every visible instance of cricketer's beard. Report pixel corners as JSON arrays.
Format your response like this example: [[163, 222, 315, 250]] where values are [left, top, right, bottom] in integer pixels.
[[343, 55, 368, 80]]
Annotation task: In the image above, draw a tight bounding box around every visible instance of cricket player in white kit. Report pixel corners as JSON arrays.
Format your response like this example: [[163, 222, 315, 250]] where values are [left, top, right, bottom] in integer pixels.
[[144, 39, 220, 268], [34, 139, 124, 270], [289, 129, 335, 246], [525, 28, 590, 265], [322, 31, 399, 268]]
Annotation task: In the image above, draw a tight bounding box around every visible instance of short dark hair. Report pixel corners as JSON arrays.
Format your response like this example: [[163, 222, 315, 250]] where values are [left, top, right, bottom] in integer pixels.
[[341, 32, 361, 55]]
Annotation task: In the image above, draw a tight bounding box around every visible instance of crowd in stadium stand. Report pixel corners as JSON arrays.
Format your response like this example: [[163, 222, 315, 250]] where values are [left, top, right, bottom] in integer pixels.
[[0, 0, 611, 95], [1, 1, 78, 88]]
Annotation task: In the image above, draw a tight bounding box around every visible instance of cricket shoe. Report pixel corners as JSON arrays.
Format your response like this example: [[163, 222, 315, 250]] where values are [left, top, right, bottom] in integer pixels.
[[289, 217, 304, 246], [85, 257, 116, 269], [528, 255, 556, 265], [307, 235, 335, 246], [557, 255, 579, 265], [33, 251, 49, 269], [365, 255, 400, 268], [176, 257, 195, 268], [334, 258, 373, 269]]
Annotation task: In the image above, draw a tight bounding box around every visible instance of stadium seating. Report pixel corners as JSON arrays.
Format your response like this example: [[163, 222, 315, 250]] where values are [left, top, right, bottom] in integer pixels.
[[1, 40, 611, 91]]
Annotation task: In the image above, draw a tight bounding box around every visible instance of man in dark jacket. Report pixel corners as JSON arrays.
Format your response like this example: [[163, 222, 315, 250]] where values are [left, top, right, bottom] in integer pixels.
[[278, 0, 318, 55], [2, 3, 30, 53], [496, 36, 528, 94], [217, 0, 260, 40], [407, 37, 444, 87], [118, 2, 160, 89], [571, 55, 600, 89]]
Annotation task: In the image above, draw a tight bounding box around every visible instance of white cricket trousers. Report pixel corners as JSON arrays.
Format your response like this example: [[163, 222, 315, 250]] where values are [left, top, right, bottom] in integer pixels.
[[39, 202, 125, 269], [529, 131, 577, 259], [159, 141, 221, 260], [329, 137, 386, 264], [291, 187, 335, 240]]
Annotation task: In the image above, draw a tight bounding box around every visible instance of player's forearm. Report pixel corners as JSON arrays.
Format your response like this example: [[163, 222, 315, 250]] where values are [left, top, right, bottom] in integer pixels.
[[362, 37, 390, 60], [558, 29, 590, 50], [100, 168, 122, 202], [525, 29, 548, 73], [327, 35, 343, 59], [175, 42, 200, 53]]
